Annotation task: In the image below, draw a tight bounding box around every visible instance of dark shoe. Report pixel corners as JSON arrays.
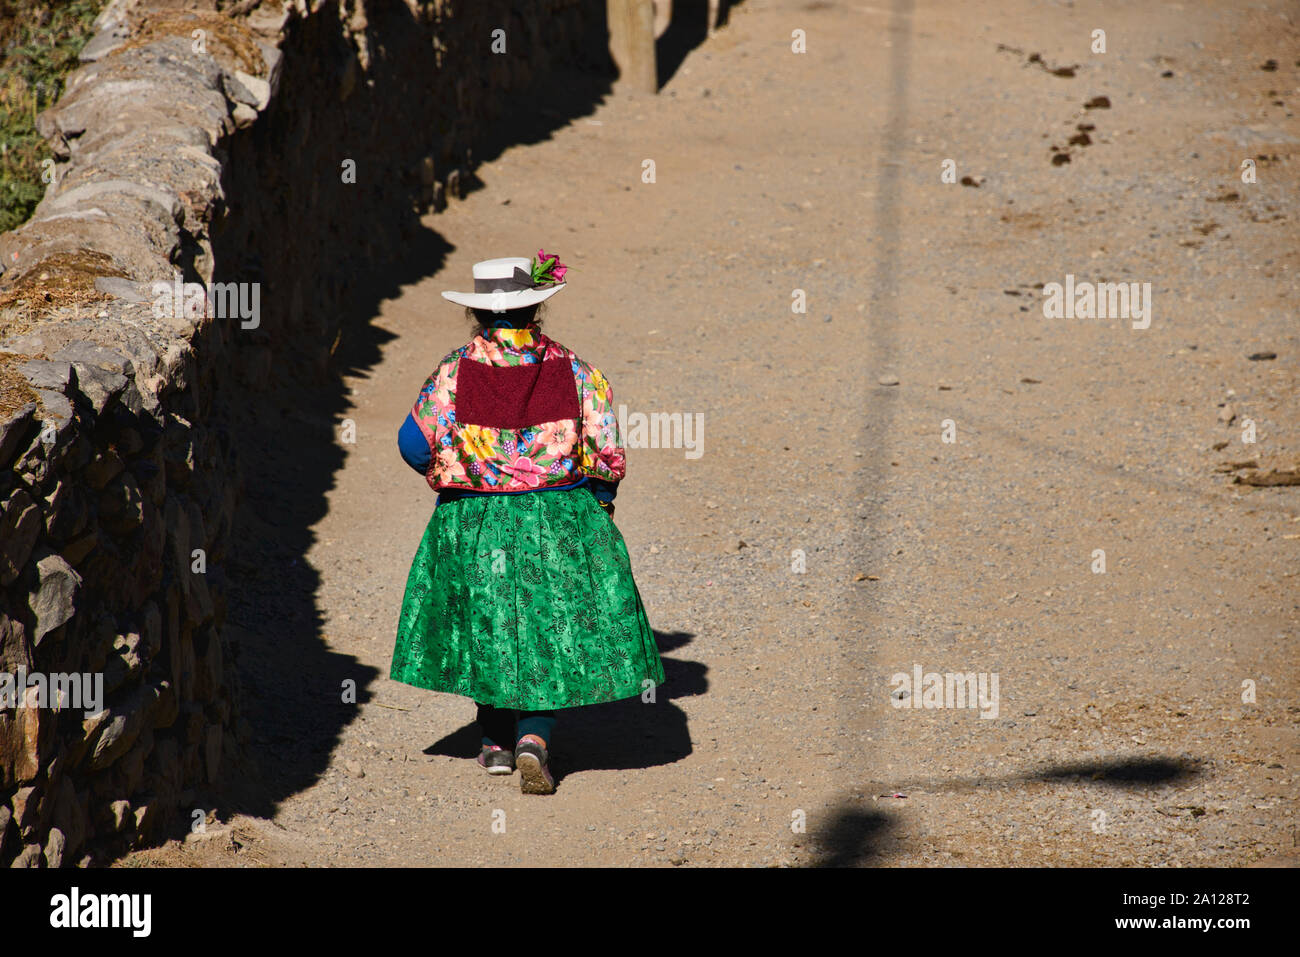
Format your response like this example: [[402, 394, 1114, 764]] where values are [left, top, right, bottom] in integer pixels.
[[515, 739, 555, 794], [477, 745, 515, 775]]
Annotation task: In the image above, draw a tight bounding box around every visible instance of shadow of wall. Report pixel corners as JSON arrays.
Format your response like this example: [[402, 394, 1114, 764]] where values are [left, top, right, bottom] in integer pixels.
[[202, 0, 720, 827]]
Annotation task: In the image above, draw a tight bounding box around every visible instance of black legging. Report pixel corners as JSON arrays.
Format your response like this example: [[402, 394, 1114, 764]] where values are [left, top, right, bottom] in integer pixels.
[[475, 702, 557, 749]]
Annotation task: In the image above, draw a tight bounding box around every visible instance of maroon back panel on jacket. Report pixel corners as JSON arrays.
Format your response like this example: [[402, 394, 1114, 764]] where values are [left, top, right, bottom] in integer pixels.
[[454, 356, 580, 429]]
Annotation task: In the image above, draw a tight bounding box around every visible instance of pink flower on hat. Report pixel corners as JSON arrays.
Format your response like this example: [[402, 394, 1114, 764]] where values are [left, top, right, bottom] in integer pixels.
[[532, 249, 568, 285]]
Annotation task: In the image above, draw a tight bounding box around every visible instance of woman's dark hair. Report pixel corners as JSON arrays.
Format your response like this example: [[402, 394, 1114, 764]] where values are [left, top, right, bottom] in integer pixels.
[[465, 300, 546, 332]]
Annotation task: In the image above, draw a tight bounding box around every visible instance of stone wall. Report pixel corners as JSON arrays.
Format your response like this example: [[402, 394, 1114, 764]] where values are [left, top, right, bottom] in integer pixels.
[[0, 0, 612, 866]]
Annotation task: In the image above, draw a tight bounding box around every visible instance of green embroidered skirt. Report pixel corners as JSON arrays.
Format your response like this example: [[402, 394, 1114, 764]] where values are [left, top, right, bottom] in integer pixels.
[[390, 485, 664, 710]]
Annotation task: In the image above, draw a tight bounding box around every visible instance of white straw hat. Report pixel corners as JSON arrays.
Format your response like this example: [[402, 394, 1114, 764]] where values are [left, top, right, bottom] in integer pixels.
[[440, 257, 567, 311]]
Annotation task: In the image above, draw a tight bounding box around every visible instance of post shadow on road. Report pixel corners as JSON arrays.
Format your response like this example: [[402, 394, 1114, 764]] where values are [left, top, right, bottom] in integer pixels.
[[655, 0, 744, 89], [828, 0, 916, 871], [1027, 756, 1202, 788], [421, 629, 703, 781], [804, 755, 1202, 866], [807, 809, 899, 868]]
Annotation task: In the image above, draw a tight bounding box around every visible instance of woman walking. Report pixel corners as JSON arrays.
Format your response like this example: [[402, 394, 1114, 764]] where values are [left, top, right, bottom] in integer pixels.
[[390, 252, 664, 794]]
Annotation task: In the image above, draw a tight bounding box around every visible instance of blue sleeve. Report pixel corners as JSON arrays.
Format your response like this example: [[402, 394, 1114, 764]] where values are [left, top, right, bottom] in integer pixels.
[[398, 412, 432, 474], [589, 477, 618, 503]]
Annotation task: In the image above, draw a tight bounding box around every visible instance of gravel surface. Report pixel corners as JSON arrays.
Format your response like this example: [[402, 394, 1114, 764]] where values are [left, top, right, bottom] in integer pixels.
[[121, 0, 1297, 868]]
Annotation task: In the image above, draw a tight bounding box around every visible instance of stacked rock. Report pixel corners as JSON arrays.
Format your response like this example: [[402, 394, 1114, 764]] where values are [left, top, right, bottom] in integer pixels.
[[0, 0, 608, 866]]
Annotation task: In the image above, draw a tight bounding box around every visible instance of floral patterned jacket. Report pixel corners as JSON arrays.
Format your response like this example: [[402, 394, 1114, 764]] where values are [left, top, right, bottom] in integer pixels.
[[404, 324, 625, 495]]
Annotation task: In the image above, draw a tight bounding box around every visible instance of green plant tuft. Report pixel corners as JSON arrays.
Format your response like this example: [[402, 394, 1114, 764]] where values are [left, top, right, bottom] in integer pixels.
[[0, 1, 106, 235]]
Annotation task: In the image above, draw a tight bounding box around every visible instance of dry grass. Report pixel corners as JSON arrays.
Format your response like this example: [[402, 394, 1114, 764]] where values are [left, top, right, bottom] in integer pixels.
[[119, 10, 266, 76], [0, 351, 39, 417], [0, 247, 123, 340]]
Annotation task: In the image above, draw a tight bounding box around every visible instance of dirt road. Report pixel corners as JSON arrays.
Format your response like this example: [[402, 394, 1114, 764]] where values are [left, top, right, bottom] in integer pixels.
[[122, 0, 1298, 867]]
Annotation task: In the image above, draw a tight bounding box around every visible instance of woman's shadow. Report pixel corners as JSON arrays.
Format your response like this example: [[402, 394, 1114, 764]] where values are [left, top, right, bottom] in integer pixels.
[[422, 629, 702, 781]]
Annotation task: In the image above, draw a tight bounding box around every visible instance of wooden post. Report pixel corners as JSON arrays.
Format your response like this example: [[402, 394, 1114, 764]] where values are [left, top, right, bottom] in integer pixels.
[[653, 0, 671, 38], [608, 0, 657, 94]]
